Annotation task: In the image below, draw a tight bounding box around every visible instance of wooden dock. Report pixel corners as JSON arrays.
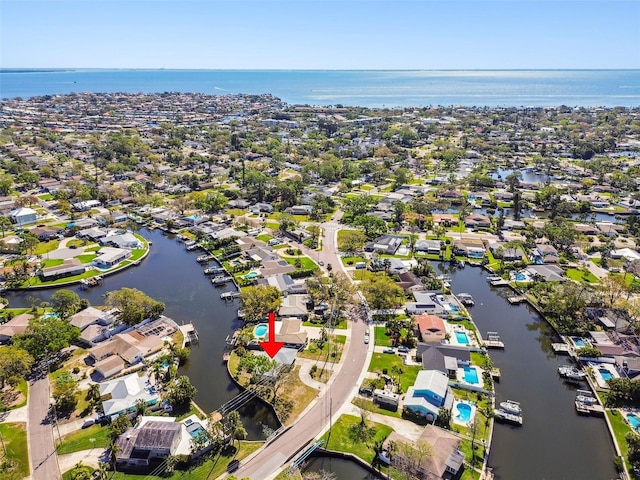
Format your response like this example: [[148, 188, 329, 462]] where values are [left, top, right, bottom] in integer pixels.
[[483, 332, 505, 349], [552, 343, 571, 354], [494, 409, 523, 425], [490, 278, 510, 287], [490, 368, 501, 381], [575, 401, 605, 416], [221, 291, 240, 300], [507, 295, 527, 304]]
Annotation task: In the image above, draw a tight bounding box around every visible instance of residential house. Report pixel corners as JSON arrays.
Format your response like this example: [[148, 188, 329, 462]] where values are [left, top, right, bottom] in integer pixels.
[[413, 314, 447, 343], [432, 213, 457, 227], [30, 226, 62, 241], [414, 239, 441, 255], [72, 200, 101, 211], [8, 207, 37, 226], [114, 417, 185, 470], [99, 373, 159, 418], [453, 238, 486, 259], [94, 247, 131, 268], [249, 203, 274, 214], [403, 370, 454, 422], [364, 234, 404, 255], [406, 291, 449, 316], [531, 244, 559, 264], [380, 425, 465, 479], [525, 264, 566, 282], [78, 227, 108, 241], [0, 313, 34, 343], [417, 343, 471, 378], [464, 213, 491, 229], [575, 224, 600, 235], [396, 271, 425, 292], [277, 295, 311, 320], [103, 232, 142, 249], [94, 355, 125, 379], [40, 258, 86, 280], [284, 205, 312, 216], [69, 307, 117, 331]]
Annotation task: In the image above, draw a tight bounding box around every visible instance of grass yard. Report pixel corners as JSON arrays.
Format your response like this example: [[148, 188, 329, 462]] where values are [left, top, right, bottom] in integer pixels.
[[0, 422, 29, 479], [41, 258, 64, 268], [607, 409, 631, 460], [34, 239, 60, 255], [320, 414, 393, 465], [57, 423, 111, 454], [566, 268, 599, 283], [297, 335, 346, 363], [352, 397, 402, 419], [112, 441, 263, 480], [374, 326, 393, 347], [75, 254, 98, 264], [368, 353, 421, 392], [283, 256, 318, 270]]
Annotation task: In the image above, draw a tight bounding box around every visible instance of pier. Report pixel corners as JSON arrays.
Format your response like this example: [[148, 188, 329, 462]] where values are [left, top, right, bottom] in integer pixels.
[[507, 295, 527, 304], [552, 343, 571, 354], [483, 331, 505, 349], [221, 291, 240, 300]]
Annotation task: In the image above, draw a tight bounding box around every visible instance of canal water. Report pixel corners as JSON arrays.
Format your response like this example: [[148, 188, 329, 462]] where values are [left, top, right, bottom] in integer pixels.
[[438, 263, 619, 480], [5, 230, 619, 478], [6, 228, 279, 438]]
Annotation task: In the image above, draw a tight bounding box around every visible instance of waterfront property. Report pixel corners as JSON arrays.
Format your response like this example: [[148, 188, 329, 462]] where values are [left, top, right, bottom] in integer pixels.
[[403, 370, 454, 422], [99, 373, 159, 419], [589, 362, 620, 388]]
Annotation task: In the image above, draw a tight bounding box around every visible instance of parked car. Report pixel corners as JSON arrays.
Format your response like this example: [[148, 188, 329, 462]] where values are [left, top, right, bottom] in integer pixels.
[[397, 346, 410, 353], [364, 333, 370, 344], [318, 260, 324, 266], [81, 418, 95, 428], [359, 387, 373, 396], [383, 348, 395, 354]]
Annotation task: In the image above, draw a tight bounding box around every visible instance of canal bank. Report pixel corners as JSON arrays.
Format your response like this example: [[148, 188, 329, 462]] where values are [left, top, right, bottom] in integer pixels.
[[4, 228, 279, 439], [438, 262, 618, 480]]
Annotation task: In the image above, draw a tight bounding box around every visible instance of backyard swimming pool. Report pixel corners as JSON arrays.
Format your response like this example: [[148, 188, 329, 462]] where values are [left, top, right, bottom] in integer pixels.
[[455, 331, 469, 345], [189, 425, 206, 438], [253, 323, 268, 337], [599, 369, 613, 381], [244, 271, 259, 279], [572, 337, 586, 347], [628, 413, 640, 432], [463, 366, 479, 384], [455, 402, 473, 423]]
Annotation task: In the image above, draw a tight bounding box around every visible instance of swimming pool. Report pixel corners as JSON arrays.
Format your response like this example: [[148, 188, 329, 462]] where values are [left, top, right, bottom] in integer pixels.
[[253, 323, 268, 337], [628, 413, 640, 431], [463, 366, 479, 384], [572, 337, 586, 347], [42, 312, 59, 319], [456, 402, 473, 422], [455, 331, 469, 345], [515, 273, 526, 281], [244, 271, 258, 279], [599, 369, 613, 381]]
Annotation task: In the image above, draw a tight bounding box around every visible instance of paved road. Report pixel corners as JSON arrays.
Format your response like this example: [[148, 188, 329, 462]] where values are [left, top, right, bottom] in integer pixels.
[[29, 374, 61, 480], [234, 215, 371, 479]]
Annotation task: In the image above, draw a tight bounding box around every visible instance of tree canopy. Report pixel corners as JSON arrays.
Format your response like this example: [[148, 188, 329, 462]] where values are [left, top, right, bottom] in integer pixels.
[[51, 289, 82, 319], [105, 287, 165, 326], [361, 275, 405, 310], [0, 346, 33, 388], [239, 285, 282, 323], [12, 317, 80, 360]]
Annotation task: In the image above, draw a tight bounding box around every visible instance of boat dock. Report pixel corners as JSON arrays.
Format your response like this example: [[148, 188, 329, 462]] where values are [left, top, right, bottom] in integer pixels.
[[552, 343, 571, 354], [179, 323, 199, 347], [211, 276, 233, 285], [196, 254, 214, 263], [574, 389, 604, 416], [490, 278, 510, 287], [507, 295, 527, 304], [483, 332, 505, 349], [221, 291, 240, 300], [494, 409, 523, 426]]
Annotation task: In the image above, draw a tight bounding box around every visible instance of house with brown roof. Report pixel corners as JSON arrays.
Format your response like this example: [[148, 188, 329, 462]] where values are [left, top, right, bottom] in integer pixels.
[[0, 313, 34, 343], [464, 213, 491, 229], [413, 314, 447, 343], [380, 425, 465, 479]]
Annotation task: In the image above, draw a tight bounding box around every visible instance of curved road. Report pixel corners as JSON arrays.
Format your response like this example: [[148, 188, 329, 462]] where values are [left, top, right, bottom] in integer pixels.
[[234, 216, 371, 479]]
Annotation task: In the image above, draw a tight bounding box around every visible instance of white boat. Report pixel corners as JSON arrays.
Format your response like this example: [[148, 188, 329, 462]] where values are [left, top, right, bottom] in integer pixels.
[[499, 400, 522, 415], [576, 394, 597, 405], [486, 275, 502, 282], [558, 365, 587, 380]]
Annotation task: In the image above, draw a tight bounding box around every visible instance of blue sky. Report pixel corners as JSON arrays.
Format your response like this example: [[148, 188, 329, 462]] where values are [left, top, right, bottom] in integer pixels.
[[2, 0, 639, 69]]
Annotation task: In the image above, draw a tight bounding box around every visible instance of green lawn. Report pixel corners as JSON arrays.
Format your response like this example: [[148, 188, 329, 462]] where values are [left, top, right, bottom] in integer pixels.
[[75, 254, 98, 264], [374, 326, 393, 347], [112, 440, 263, 480], [42, 258, 64, 268], [57, 423, 111, 454], [607, 409, 631, 459], [368, 353, 421, 392], [320, 414, 393, 465], [566, 268, 599, 283], [303, 319, 347, 329], [283, 256, 318, 270], [34, 239, 60, 255], [0, 422, 29, 479], [298, 334, 346, 363], [38, 193, 54, 200], [9, 378, 29, 409]]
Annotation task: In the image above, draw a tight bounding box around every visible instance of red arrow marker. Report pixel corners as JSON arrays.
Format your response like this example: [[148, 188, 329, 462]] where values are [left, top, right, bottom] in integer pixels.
[[259, 312, 284, 358]]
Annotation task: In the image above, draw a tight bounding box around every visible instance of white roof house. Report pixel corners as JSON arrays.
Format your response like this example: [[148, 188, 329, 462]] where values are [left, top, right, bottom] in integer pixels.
[[403, 370, 453, 421], [99, 373, 158, 418], [9, 207, 37, 226]]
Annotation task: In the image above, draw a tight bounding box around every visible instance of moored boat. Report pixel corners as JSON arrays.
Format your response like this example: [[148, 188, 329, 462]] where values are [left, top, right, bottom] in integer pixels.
[[499, 400, 522, 415]]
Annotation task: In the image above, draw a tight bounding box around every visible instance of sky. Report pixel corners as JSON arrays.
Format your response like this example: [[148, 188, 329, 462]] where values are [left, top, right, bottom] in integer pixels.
[[1, 0, 639, 70]]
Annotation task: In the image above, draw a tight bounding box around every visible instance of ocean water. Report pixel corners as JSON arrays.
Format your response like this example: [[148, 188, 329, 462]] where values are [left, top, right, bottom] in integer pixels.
[[1, 69, 640, 108]]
